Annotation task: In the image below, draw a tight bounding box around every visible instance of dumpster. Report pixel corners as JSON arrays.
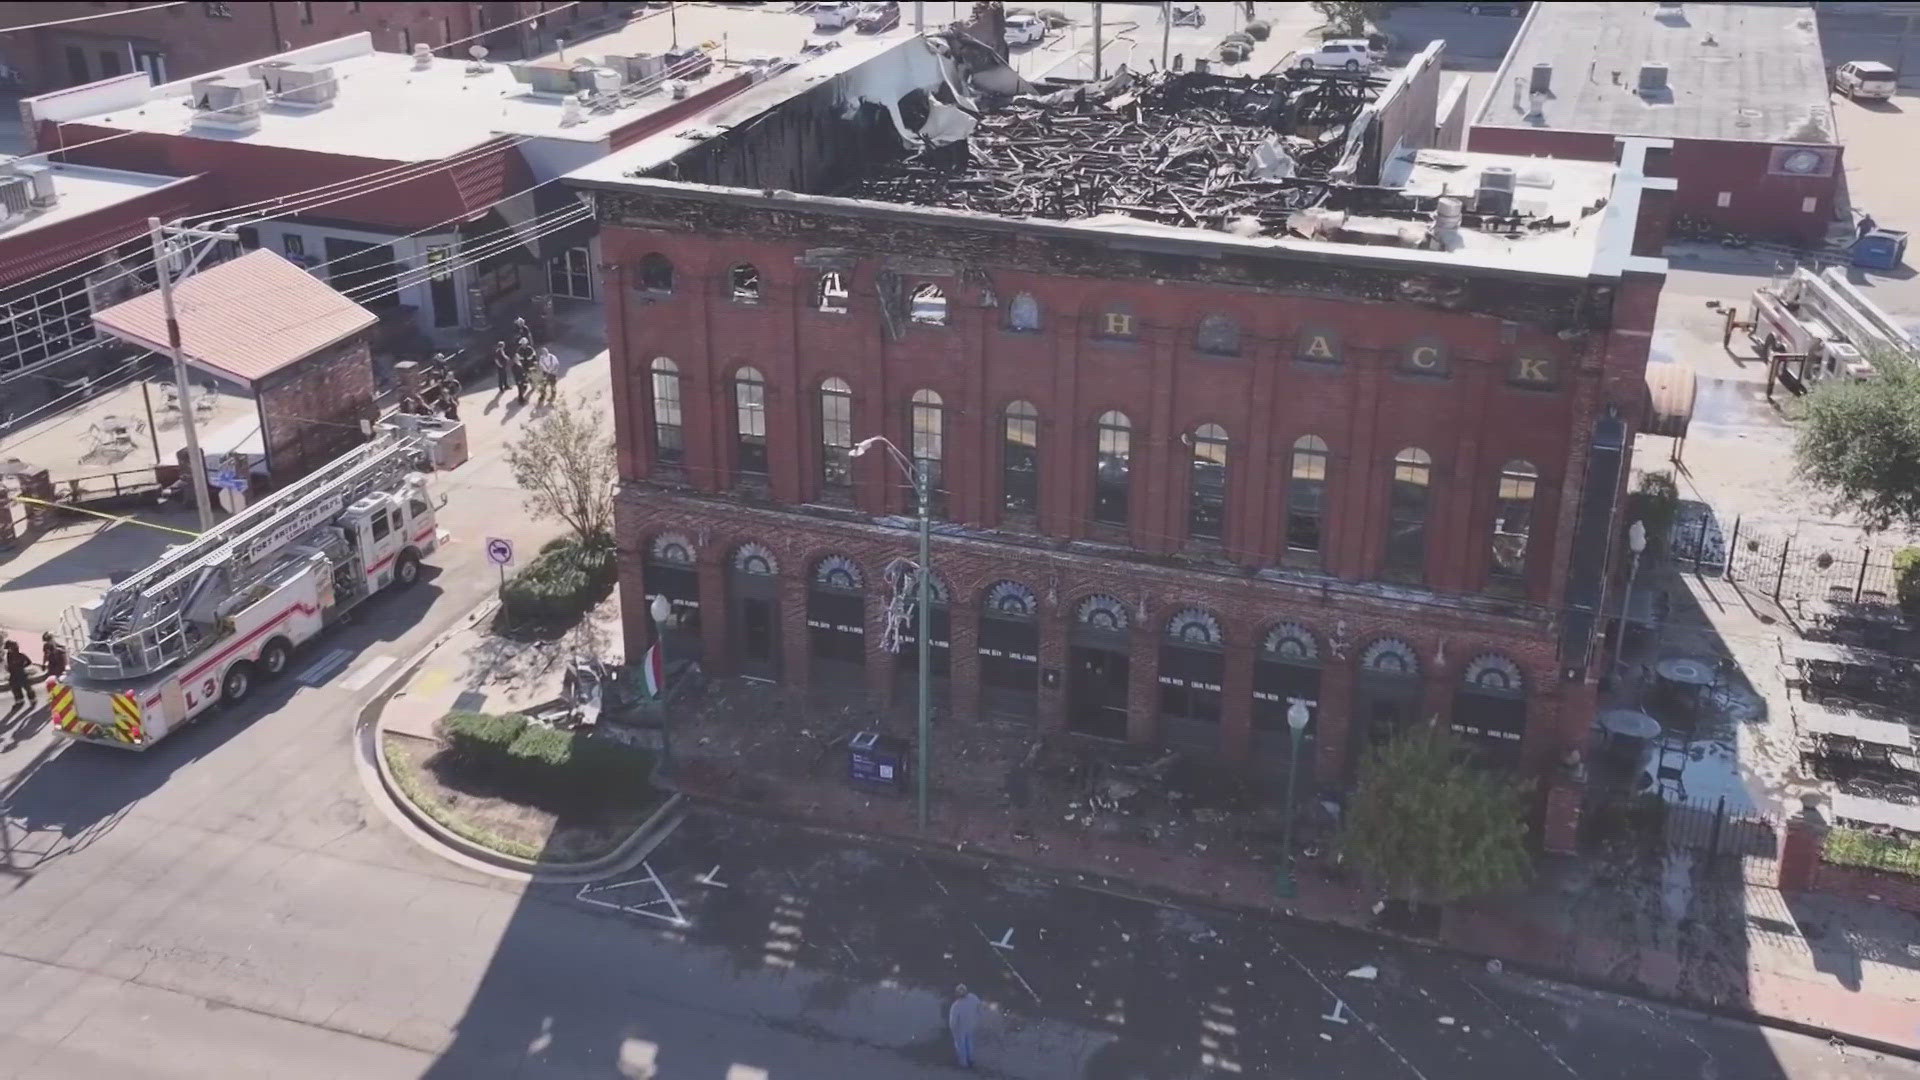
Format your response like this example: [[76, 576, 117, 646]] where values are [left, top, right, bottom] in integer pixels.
[[848, 731, 909, 792], [1851, 228, 1908, 271]]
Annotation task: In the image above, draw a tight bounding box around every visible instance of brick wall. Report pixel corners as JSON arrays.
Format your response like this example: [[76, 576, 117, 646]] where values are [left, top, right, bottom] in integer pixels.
[[1807, 859, 1920, 913], [257, 332, 376, 480]]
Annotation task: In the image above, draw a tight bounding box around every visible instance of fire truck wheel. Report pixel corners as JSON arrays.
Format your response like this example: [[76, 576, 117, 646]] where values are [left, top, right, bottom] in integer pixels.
[[259, 638, 293, 679], [394, 550, 422, 590], [222, 661, 254, 705]]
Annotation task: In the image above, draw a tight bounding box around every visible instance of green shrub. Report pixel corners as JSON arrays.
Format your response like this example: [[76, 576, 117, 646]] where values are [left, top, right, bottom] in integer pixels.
[[500, 533, 617, 622], [1895, 547, 1920, 616], [442, 711, 528, 757], [507, 723, 574, 769], [439, 711, 654, 809], [1825, 825, 1920, 877]]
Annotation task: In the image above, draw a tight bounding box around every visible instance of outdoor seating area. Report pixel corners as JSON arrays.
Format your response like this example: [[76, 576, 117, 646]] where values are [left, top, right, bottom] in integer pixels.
[[1784, 634, 1920, 834]]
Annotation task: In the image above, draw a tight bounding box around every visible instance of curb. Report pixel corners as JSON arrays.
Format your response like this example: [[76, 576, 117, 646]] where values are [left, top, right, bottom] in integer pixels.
[[672, 777, 1920, 1065], [354, 595, 684, 884]]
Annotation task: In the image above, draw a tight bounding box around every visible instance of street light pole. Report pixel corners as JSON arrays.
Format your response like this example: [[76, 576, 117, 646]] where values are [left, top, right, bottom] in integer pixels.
[[1276, 698, 1312, 899], [649, 593, 673, 770], [855, 436, 934, 831], [1614, 520, 1647, 678], [146, 217, 236, 531]]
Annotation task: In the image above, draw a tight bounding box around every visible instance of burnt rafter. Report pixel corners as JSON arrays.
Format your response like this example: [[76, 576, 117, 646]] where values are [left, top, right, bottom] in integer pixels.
[[836, 67, 1393, 231]]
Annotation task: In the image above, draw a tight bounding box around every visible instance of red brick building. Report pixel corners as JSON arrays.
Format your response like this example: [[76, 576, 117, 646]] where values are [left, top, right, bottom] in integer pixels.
[[1469, 1, 1842, 246], [568, 34, 1674, 841], [0, 1, 573, 92]]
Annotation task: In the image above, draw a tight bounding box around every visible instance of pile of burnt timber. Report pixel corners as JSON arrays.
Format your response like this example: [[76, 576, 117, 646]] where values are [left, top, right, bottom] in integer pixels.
[[840, 68, 1388, 229]]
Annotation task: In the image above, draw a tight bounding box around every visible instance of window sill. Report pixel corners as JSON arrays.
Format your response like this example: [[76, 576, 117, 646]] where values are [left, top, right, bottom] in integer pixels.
[[1282, 549, 1324, 571]]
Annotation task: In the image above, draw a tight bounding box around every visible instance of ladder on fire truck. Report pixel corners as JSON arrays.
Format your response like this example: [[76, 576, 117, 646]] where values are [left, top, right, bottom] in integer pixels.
[[69, 436, 424, 680]]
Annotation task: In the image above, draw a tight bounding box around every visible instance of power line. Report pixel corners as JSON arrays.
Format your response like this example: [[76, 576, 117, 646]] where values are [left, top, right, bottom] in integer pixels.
[[0, 2, 185, 34]]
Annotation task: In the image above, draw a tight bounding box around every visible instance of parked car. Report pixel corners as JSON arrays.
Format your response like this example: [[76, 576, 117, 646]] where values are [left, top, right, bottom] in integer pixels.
[[1833, 60, 1897, 101], [1005, 12, 1046, 46], [1293, 39, 1383, 72], [811, 1, 861, 29], [855, 1, 899, 33], [1465, 2, 1528, 14]]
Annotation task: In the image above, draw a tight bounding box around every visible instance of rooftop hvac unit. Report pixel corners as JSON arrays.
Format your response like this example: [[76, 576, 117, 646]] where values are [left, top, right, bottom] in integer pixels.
[[190, 75, 268, 132], [9, 161, 57, 208], [0, 176, 31, 221], [508, 59, 586, 95], [1475, 166, 1516, 215], [1529, 62, 1552, 95], [265, 63, 338, 108], [605, 52, 666, 87], [1638, 63, 1668, 94]]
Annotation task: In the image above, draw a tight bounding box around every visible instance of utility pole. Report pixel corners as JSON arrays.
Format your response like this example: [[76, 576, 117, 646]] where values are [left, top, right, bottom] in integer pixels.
[[147, 216, 235, 532], [915, 459, 932, 831], [915, 1, 925, 34], [1093, 2, 1104, 79], [1161, 1, 1171, 71]]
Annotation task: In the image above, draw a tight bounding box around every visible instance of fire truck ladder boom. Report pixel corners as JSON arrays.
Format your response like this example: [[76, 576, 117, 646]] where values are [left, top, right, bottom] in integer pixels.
[[75, 437, 424, 679]]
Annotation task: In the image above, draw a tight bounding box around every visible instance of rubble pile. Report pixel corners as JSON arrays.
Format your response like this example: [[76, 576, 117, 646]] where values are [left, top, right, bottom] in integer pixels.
[[841, 68, 1388, 229]]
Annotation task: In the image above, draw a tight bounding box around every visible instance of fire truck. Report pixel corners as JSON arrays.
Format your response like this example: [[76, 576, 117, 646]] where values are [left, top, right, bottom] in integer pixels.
[[48, 436, 444, 749], [1745, 265, 1916, 389]]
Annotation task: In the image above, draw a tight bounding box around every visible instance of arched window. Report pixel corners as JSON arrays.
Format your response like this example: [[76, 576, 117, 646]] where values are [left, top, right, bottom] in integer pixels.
[[1007, 291, 1041, 332], [1196, 313, 1240, 356], [910, 282, 947, 325], [636, 253, 673, 294], [1286, 435, 1328, 563], [1385, 447, 1432, 580], [649, 357, 683, 466], [1490, 459, 1537, 587], [1188, 423, 1228, 541], [1003, 400, 1039, 516], [730, 263, 761, 304], [734, 367, 768, 477], [817, 270, 849, 314], [911, 389, 947, 517], [1454, 653, 1527, 768], [1093, 410, 1131, 527], [819, 378, 853, 491]]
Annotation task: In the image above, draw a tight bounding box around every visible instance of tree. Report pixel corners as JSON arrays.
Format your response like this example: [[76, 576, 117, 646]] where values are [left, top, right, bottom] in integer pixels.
[[1793, 361, 1920, 532], [1339, 725, 1531, 906], [504, 392, 617, 548], [1311, 0, 1387, 38]]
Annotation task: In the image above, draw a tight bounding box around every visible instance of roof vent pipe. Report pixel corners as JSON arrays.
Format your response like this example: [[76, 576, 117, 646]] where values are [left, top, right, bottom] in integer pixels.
[[412, 43, 432, 70], [1638, 63, 1668, 94], [1530, 62, 1552, 95]]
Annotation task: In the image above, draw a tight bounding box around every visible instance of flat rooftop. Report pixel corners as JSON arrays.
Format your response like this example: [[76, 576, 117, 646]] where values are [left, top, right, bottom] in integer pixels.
[[24, 29, 756, 162], [0, 161, 192, 242], [1474, 1, 1835, 145]]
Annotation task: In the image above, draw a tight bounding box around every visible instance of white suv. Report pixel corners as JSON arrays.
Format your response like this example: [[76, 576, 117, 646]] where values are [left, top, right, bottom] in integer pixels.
[[811, 2, 861, 29], [1293, 39, 1383, 71], [1833, 60, 1896, 101]]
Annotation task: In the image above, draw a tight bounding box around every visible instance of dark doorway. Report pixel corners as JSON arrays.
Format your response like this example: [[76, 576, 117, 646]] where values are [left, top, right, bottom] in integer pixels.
[[807, 555, 867, 689], [1159, 608, 1225, 758], [892, 601, 950, 710], [1351, 638, 1424, 779], [1069, 648, 1130, 740], [1253, 623, 1321, 778], [737, 597, 777, 676], [979, 580, 1040, 721], [1451, 654, 1527, 770], [644, 535, 702, 665]]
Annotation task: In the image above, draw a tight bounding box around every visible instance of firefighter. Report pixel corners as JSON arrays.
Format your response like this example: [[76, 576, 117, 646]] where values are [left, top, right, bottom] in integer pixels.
[[40, 632, 66, 680], [4, 639, 33, 709]]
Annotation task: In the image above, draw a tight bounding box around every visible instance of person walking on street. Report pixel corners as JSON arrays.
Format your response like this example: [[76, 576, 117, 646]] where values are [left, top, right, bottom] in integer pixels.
[[948, 984, 983, 1069], [41, 633, 66, 680], [492, 342, 513, 396], [514, 315, 535, 349], [511, 342, 532, 404], [5, 639, 35, 710], [536, 346, 560, 406], [440, 374, 462, 421]]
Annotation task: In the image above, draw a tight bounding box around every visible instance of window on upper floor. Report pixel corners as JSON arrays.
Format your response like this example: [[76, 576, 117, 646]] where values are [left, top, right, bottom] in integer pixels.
[[1385, 446, 1432, 581], [1188, 423, 1228, 542], [636, 253, 674, 294], [1003, 400, 1039, 516], [910, 282, 947, 326], [820, 378, 853, 491], [734, 367, 768, 477], [730, 264, 761, 304], [1007, 291, 1041, 332], [649, 357, 683, 466], [911, 389, 948, 517], [1286, 435, 1329, 565], [1093, 410, 1132, 527], [1490, 459, 1538, 589], [1195, 314, 1240, 356]]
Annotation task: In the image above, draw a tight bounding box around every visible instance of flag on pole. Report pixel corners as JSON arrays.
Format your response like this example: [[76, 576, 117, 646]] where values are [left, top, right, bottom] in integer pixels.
[[642, 642, 664, 698]]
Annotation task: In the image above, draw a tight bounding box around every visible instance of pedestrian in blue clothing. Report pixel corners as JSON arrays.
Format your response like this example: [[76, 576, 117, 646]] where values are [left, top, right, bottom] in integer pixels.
[[949, 983, 983, 1068]]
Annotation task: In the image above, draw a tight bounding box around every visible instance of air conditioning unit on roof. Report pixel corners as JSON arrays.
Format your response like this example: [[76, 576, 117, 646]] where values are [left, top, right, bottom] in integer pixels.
[[0, 176, 31, 222], [9, 162, 57, 207], [265, 63, 338, 108], [190, 75, 267, 132]]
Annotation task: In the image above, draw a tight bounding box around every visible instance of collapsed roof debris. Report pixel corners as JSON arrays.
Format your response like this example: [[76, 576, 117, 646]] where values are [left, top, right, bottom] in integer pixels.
[[838, 66, 1395, 231]]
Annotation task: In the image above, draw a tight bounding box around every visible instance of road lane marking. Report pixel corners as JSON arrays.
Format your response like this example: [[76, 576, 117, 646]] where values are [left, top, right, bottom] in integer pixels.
[[695, 864, 730, 889], [577, 861, 688, 926], [991, 928, 1015, 951], [295, 648, 352, 686], [340, 655, 396, 691]]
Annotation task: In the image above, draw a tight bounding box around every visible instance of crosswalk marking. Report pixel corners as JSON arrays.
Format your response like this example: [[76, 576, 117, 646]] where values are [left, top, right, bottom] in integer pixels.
[[340, 655, 396, 691], [294, 648, 353, 686]]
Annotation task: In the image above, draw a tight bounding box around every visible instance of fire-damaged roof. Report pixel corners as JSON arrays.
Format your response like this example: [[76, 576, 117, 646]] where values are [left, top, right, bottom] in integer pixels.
[[569, 29, 1671, 283]]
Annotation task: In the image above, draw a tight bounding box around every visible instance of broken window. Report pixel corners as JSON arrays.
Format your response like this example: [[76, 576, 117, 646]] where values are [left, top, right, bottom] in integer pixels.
[[1094, 410, 1132, 527], [1003, 400, 1039, 516], [1196, 314, 1240, 356], [1007, 291, 1041, 332], [1286, 435, 1328, 564], [637, 253, 674, 294], [911, 389, 948, 517], [820, 378, 853, 491], [734, 367, 768, 477], [1490, 459, 1538, 589], [910, 282, 947, 325], [1385, 447, 1432, 581], [817, 270, 849, 314], [730, 263, 761, 304], [1188, 424, 1228, 542]]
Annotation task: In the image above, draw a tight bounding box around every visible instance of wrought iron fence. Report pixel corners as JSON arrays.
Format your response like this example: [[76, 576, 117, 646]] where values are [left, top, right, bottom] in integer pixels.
[[1662, 794, 1782, 885], [1666, 504, 1903, 610]]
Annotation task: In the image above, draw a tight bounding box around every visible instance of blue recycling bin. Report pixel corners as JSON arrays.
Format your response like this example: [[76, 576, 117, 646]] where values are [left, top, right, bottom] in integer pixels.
[[847, 731, 909, 793], [1851, 228, 1908, 271]]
